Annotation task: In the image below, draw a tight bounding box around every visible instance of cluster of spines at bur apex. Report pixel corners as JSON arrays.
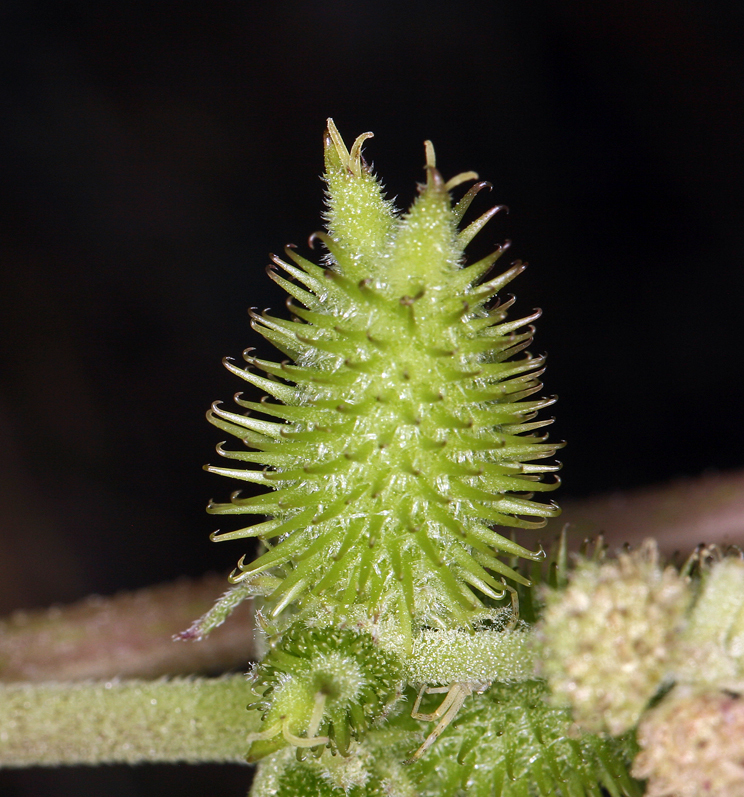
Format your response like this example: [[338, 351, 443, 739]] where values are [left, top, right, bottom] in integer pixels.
[[205, 120, 562, 640]]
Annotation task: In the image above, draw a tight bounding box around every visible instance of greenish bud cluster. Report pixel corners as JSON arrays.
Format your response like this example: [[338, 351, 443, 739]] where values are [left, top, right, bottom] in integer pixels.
[[537, 540, 691, 735], [199, 121, 665, 797], [246, 625, 403, 760], [253, 744, 410, 797], [676, 555, 744, 689]]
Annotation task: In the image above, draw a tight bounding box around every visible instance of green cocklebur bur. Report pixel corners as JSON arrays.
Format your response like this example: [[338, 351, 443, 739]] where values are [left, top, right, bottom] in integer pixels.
[[205, 120, 561, 638], [197, 123, 647, 797], [245, 625, 403, 761]]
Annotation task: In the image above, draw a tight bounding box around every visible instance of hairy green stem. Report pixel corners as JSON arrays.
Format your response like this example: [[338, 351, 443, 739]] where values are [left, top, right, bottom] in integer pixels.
[[0, 675, 260, 767], [405, 627, 535, 684]]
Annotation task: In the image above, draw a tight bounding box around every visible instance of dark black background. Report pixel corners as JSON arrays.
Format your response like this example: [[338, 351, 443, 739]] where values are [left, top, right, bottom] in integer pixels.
[[1, 1, 743, 794]]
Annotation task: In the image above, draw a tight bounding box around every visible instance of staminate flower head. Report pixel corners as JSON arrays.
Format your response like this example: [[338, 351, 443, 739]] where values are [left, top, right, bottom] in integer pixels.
[[633, 685, 744, 797], [537, 540, 691, 735]]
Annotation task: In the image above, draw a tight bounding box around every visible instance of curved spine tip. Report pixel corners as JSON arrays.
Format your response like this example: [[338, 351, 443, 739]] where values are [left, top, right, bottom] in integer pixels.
[[445, 171, 479, 192], [424, 139, 436, 170]]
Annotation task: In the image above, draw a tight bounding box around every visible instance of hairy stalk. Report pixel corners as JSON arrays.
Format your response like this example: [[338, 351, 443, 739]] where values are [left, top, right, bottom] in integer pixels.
[[0, 676, 259, 766], [551, 468, 744, 553], [0, 573, 255, 683]]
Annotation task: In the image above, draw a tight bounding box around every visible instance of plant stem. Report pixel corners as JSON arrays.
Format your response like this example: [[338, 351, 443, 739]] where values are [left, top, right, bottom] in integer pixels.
[[0, 675, 260, 767], [0, 573, 255, 683], [549, 468, 744, 553], [406, 627, 535, 684]]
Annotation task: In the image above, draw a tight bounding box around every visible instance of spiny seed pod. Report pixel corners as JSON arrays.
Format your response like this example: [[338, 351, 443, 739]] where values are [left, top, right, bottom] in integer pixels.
[[245, 625, 402, 761], [205, 120, 562, 637]]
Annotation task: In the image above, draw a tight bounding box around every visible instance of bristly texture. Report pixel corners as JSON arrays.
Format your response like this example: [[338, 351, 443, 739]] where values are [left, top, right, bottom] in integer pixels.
[[408, 680, 641, 797], [246, 625, 402, 761], [205, 120, 561, 634], [633, 685, 744, 797], [253, 681, 641, 797]]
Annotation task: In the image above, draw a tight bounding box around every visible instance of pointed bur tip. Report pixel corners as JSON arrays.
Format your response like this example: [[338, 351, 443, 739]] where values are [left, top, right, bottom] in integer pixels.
[[325, 118, 374, 178]]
